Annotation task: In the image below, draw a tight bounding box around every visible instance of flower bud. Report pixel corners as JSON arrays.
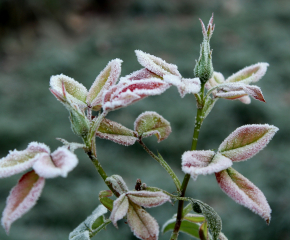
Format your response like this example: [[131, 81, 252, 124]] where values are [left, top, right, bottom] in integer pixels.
[[69, 106, 90, 138]]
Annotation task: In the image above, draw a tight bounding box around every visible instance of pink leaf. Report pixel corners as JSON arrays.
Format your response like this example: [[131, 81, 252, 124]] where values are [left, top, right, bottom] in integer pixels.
[[96, 118, 138, 146], [0, 142, 50, 178], [102, 79, 170, 112], [218, 124, 278, 162], [205, 72, 225, 90], [134, 111, 171, 142], [121, 68, 160, 81], [87, 59, 123, 111], [135, 50, 181, 77], [105, 175, 129, 195], [215, 167, 271, 224], [33, 147, 78, 178], [110, 193, 129, 228], [1, 170, 45, 234], [126, 191, 171, 208], [127, 202, 159, 240], [163, 75, 200, 97], [182, 151, 232, 180]]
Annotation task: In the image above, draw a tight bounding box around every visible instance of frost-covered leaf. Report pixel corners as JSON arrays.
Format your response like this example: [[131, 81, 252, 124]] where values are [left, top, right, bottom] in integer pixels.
[[202, 97, 218, 120], [191, 200, 222, 240], [134, 111, 171, 142], [50, 74, 88, 108], [183, 213, 205, 223], [199, 221, 209, 240], [126, 191, 171, 208], [110, 193, 129, 228], [33, 147, 78, 178], [96, 118, 138, 146], [162, 218, 199, 238], [102, 79, 170, 112], [215, 167, 271, 224], [182, 151, 232, 180], [99, 190, 114, 212], [135, 50, 181, 77], [0, 142, 50, 178], [120, 68, 160, 81], [87, 59, 123, 111], [105, 175, 129, 195], [205, 72, 225, 90], [2, 170, 45, 234], [225, 63, 269, 83], [70, 231, 90, 240], [218, 124, 278, 162], [127, 201, 159, 240], [218, 232, 228, 240], [163, 75, 200, 97]]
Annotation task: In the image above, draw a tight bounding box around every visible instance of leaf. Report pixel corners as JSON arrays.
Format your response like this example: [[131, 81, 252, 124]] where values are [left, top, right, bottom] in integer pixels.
[[199, 221, 209, 240], [99, 190, 114, 212], [69, 205, 109, 240], [87, 59, 123, 111], [205, 72, 225, 90], [121, 68, 160, 81], [183, 213, 205, 223], [105, 175, 129, 195], [126, 191, 171, 208], [102, 79, 170, 112], [96, 118, 138, 146], [191, 200, 222, 240], [225, 62, 269, 83], [134, 111, 171, 142], [0, 142, 50, 178], [127, 201, 159, 240], [218, 232, 228, 240], [202, 97, 217, 120], [33, 147, 78, 178], [1, 170, 45, 234], [135, 50, 181, 77], [162, 218, 199, 238], [218, 124, 278, 162], [110, 193, 129, 228], [182, 151, 232, 180], [215, 167, 271, 224]]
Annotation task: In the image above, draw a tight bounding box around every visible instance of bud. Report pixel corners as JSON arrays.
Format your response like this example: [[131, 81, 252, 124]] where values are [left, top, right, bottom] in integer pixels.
[[69, 105, 90, 138], [194, 14, 215, 84]]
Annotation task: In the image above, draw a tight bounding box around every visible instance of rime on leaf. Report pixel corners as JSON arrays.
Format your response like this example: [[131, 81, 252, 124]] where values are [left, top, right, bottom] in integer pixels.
[[1, 170, 45, 234], [215, 167, 271, 224], [121, 68, 160, 81], [218, 124, 278, 162], [105, 175, 129, 195], [126, 191, 171, 208], [110, 193, 129, 228]]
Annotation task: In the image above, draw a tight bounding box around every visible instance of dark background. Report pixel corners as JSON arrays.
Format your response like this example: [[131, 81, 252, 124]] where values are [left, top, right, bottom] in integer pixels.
[[0, 0, 289, 239]]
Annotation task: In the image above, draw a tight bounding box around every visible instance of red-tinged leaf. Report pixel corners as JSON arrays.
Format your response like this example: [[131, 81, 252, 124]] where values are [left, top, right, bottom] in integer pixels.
[[218, 124, 278, 162], [215, 167, 271, 224], [199, 221, 209, 240], [1, 170, 45, 234], [126, 191, 171, 208], [215, 90, 247, 100], [50, 74, 88, 108], [225, 62, 269, 83], [205, 72, 225, 90], [134, 111, 171, 142], [163, 75, 200, 97], [135, 50, 181, 77], [102, 79, 170, 112], [96, 118, 138, 146], [242, 85, 265, 102], [110, 193, 129, 228], [105, 175, 129, 195], [121, 68, 160, 81], [182, 151, 232, 180], [33, 147, 78, 178], [0, 142, 50, 178], [127, 202, 159, 240], [87, 59, 123, 111]]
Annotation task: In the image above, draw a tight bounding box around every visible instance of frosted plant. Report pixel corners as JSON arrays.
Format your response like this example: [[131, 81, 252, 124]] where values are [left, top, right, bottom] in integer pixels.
[[0, 14, 278, 240]]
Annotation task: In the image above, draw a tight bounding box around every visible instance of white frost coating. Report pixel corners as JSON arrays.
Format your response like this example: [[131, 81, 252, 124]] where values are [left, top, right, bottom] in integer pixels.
[[216, 168, 271, 223], [126, 191, 171, 208], [87, 59, 123, 108], [33, 147, 78, 178], [127, 203, 159, 240], [163, 75, 200, 97], [135, 50, 181, 77], [218, 124, 279, 162], [50, 74, 88, 108], [1, 171, 45, 234], [70, 231, 90, 240], [96, 133, 138, 146], [182, 151, 232, 180], [120, 68, 159, 81], [215, 90, 247, 99], [0, 142, 50, 178], [226, 62, 269, 83], [110, 193, 129, 228], [205, 72, 225, 90]]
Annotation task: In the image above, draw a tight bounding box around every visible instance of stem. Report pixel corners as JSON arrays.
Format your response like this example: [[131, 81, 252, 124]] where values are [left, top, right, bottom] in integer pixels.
[[139, 140, 181, 192], [170, 84, 205, 240]]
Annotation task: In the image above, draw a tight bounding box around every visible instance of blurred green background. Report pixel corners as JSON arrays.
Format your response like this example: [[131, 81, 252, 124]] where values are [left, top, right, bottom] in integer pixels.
[[0, 0, 289, 239]]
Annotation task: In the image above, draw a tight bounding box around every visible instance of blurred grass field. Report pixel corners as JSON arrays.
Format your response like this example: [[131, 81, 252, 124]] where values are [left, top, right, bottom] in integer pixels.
[[0, 0, 289, 239]]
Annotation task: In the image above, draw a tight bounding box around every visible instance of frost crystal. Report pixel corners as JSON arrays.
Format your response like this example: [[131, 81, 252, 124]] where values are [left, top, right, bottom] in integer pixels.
[[120, 68, 160, 81]]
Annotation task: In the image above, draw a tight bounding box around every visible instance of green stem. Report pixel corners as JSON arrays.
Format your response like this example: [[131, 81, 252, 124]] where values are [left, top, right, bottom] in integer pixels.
[[170, 84, 205, 240], [139, 140, 181, 192]]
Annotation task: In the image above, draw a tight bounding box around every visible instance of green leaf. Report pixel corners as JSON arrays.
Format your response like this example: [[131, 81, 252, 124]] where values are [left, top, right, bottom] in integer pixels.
[[202, 97, 217, 121], [99, 190, 113, 212], [184, 213, 205, 223], [199, 221, 209, 240], [162, 218, 200, 238]]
